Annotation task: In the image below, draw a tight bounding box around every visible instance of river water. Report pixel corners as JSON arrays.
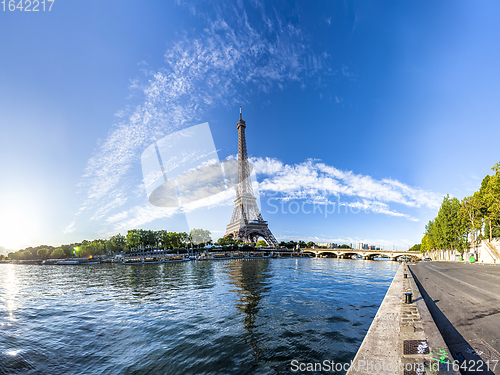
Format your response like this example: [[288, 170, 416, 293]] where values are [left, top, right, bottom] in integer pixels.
[[0, 259, 399, 375]]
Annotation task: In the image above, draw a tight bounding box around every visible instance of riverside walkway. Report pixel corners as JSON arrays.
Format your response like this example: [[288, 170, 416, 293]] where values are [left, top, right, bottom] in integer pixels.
[[409, 262, 500, 374], [347, 263, 458, 375]]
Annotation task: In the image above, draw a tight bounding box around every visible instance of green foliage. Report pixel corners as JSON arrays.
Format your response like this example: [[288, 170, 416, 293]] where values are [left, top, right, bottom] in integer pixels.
[[4, 228, 214, 260], [422, 161, 500, 252], [190, 228, 212, 246], [50, 248, 66, 259], [408, 244, 421, 252], [108, 234, 127, 253], [338, 244, 351, 249], [483, 168, 500, 239], [436, 195, 467, 251], [421, 194, 470, 253], [278, 240, 297, 249], [126, 230, 141, 250], [256, 240, 267, 247], [218, 235, 236, 246], [61, 244, 74, 257], [37, 248, 50, 259]]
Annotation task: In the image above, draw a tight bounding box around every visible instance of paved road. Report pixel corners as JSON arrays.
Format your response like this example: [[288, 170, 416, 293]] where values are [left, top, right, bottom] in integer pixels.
[[409, 262, 500, 374]]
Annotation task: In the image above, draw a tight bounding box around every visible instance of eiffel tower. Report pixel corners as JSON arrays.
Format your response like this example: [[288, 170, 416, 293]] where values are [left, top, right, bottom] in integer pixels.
[[224, 108, 279, 247]]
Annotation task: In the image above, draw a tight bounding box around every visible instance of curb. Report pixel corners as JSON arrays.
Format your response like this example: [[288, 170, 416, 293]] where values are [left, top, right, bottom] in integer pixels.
[[405, 264, 459, 374], [346, 263, 460, 375], [346, 264, 404, 375]]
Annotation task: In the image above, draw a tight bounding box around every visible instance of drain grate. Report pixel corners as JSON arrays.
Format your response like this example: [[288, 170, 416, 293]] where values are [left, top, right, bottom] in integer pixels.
[[403, 368, 424, 375], [403, 340, 429, 355]]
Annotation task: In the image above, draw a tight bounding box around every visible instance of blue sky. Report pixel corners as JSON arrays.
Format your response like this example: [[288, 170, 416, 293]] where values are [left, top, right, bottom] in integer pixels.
[[1, 0, 499, 252]]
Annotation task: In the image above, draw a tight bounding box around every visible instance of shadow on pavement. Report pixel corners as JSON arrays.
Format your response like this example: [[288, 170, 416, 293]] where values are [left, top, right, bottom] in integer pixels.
[[409, 267, 497, 375]]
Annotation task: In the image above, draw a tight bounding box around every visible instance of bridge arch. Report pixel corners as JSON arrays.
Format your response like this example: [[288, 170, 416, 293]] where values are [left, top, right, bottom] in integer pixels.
[[317, 251, 337, 258]]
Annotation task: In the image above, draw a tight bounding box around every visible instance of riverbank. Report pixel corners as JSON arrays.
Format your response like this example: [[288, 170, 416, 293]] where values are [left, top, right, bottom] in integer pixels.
[[347, 263, 458, 375]]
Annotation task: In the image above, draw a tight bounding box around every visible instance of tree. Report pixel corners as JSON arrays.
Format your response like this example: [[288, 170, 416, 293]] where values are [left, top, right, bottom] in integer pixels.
[[108, 234, 127, 253], [74, 246, 91, 258], [126, 230, 141, 250], [256, 240, 267, 247], [169, 232, 182, 248], [280, 240, 298, 249], [190, 228, 212, 246], [37, 248, 50, 259], [217, 235, 235, 246], [420, 234, 430, 253], [138, 229, 156, 249], [459, 193, 483, 256], [483, 164, 500, 241], [434, 195, 467, 252], [21, 249, 34, 260], [409, 244, 421, 252], [422, 220, 438, 251], [178, 232, 189, 247], [60, 244, 74, 257], [157, 230, 170, 250], [50, 248, 66, 259]]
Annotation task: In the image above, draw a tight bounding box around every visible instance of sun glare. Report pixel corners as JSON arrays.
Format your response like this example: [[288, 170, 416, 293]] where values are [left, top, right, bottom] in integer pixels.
[[2, 264, 18, 320], [0, 198, 41, 250]]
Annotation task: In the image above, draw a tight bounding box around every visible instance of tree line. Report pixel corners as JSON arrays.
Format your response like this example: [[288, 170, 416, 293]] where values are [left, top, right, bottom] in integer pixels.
[[7, 228, 213, 260], [7, 228, 354, 261], [420, 162, 500, 254]]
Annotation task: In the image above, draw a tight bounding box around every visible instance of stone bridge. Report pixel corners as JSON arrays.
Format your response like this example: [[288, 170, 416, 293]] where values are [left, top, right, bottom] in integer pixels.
[[301, 248, 421, 261]]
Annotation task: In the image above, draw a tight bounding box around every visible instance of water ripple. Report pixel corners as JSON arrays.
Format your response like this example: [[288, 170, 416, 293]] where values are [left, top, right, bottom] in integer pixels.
[[0, 259, 398, 375]]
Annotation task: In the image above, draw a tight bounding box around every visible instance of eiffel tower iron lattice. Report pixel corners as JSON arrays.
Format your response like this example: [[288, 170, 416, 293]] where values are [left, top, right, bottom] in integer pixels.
[[224, 108, 279, 247]]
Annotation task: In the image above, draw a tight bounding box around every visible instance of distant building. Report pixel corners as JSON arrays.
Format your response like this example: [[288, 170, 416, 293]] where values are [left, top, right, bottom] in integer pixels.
[[315, 242, 336, 248], [348, 243, 352, 249]]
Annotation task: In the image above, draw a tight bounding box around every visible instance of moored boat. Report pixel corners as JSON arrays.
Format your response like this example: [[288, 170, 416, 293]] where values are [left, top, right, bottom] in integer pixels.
[[56, 260, 80, 265]]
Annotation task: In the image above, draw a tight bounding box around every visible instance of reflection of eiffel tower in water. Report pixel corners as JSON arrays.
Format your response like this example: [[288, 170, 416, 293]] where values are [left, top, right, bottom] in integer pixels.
[[224, 108, 279, 247], [227, 260, 271, 359]]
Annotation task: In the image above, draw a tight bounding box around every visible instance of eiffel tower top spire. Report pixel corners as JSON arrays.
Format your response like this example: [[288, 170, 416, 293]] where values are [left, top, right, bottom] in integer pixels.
[[238, 106, 245, 128]]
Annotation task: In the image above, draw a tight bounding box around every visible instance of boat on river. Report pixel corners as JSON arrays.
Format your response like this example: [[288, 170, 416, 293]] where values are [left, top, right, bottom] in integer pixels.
[[56, 260, 81, 265]]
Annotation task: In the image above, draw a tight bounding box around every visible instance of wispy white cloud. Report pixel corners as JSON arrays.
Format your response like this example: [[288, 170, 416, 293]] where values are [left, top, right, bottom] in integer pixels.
[[104, 205, 178, 235], [102, 156, 441, 233], [63, 221, 75, 234], [73, 1, 327, 232], [70, 1, 439, 236], [250, 157, 442, 222]]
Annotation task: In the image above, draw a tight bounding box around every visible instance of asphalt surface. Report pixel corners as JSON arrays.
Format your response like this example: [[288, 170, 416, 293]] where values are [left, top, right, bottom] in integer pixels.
[[409, 261, 500, 374]]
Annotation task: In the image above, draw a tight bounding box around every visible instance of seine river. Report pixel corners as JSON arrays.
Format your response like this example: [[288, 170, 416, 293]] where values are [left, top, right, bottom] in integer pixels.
[[0, 259, 399, 375]]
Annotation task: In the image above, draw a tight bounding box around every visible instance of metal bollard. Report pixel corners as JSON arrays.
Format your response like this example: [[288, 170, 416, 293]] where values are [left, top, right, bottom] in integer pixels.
[[405, 292, 413, 304]]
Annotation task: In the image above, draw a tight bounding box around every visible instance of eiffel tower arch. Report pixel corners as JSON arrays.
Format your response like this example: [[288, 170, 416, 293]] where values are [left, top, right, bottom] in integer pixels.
[[224, 108, 279, 247]]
